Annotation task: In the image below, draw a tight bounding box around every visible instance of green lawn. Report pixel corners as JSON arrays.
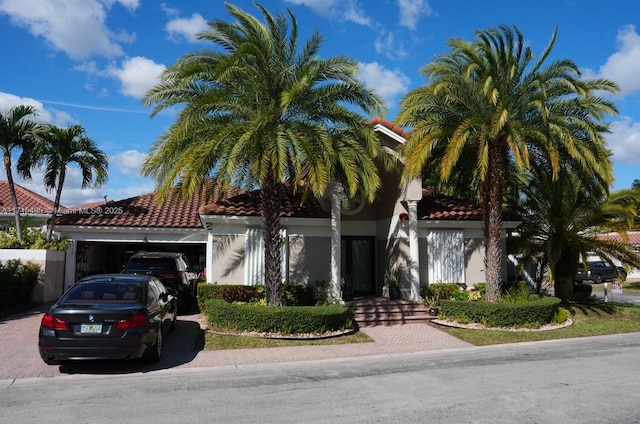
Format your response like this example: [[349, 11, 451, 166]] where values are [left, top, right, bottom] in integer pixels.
[[203, 330, 373, 350], [437, 302, 640, 346]]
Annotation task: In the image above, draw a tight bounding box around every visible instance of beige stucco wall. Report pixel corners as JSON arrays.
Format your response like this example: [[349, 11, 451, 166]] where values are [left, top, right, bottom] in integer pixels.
[[207, 234, 246, 284], [289, 235, 331, 285]]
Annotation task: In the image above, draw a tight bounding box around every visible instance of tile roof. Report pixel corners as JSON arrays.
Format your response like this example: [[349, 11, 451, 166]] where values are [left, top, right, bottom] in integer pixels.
[[0, 180, 61, 214], [199, 185, 330, 218], [415, 189, 483, 220], [56, 182, 231, 229], [370, 115, 410, 139], [598, 232, 640, 246]]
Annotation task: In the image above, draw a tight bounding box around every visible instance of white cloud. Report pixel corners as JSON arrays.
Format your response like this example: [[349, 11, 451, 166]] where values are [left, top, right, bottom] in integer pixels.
[[356, 62, 410, 109], [166, 13, 209, 43], [285, 0, 373, 28], [111, 150, 146, 176], [607, 117, 640, 166], [0, 92, 75, 127], [108, 57, 166, 99], [375, 31, 408, 60], [397, 0, 434, 31], [0, 0, 137, 59], [586, 25, 640, 97]]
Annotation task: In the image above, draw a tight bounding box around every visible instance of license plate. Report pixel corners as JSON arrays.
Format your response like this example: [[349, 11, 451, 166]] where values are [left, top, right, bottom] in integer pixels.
[[81, 324, 103, 334]]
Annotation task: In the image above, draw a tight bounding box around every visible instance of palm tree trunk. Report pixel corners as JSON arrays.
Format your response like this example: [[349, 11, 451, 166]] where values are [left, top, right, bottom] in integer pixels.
[[553, 248, 578, 302], [4, 155, 23, 244], [483, 142, 507, 302], [262, 171, 283, 307], [46, 170, 65, 242]]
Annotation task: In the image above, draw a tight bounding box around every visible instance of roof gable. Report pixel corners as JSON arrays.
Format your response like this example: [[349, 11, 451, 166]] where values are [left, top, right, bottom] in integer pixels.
[[0, 181, 60, 214]]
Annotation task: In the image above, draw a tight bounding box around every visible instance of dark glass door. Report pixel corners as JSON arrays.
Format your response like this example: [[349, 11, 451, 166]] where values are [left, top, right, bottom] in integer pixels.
[[341, 237, 375, 297]]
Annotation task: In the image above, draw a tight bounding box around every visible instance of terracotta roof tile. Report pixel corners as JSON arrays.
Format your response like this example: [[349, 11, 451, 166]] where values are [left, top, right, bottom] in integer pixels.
[[0, 180, 62, 214], [415, 189, 483, 221], [56, 182, 231, 228], [199, 185, 329, 218], [370, 115, 410, 139], [598, 232, 640, 246]]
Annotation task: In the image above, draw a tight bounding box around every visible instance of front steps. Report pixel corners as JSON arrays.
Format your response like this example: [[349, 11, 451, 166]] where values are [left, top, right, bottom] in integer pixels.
[[349, 297, 435, 327]]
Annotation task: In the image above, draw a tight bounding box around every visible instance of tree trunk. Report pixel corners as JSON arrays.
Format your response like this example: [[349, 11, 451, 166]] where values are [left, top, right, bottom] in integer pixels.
[[46, 170, 65, 242], [483, 141, 507, 303], [553, 248, 579, 302], [4, 154, 23, 244], [261, 172, 283, 307]]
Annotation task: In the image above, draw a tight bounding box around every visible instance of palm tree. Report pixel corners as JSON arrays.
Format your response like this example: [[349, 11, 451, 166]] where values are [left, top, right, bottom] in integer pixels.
[[28, 124, 108, 242], [142, 3, 385, 306], [0, 105, 40, 243], [396, 25, 618, 302], [512, 162, 640, 300]]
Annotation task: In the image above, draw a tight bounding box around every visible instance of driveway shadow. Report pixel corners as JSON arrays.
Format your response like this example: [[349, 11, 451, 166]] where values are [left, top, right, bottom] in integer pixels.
[[57, 317, 205, 376]]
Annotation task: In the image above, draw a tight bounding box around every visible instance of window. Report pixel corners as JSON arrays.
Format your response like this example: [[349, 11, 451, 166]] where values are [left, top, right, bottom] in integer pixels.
[[245, 227, 288, 286], [427, 229, 465, 284]]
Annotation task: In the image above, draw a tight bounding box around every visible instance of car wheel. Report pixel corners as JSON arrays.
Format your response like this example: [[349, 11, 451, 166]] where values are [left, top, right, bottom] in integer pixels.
[[146, 328, 163, 363], [593, 274, 603, 284]]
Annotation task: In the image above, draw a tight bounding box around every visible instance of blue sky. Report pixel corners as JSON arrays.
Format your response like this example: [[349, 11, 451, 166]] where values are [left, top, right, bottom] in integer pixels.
[[1, 0, 639, 206]]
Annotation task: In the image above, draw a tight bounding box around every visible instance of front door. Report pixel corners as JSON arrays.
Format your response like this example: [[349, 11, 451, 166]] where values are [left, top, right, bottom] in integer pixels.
[[341, 236, 375, 297]]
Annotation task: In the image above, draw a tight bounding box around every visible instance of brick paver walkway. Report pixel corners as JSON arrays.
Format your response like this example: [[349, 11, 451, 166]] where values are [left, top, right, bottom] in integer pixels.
[[0, 306, 472, 383]]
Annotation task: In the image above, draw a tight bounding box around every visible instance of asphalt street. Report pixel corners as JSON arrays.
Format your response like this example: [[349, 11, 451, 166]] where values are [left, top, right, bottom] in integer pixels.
[[2, 332, 640, 424]]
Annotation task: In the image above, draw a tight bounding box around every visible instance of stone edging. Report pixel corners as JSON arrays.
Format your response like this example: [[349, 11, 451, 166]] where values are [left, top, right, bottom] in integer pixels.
[[432, 318, 573, 332]]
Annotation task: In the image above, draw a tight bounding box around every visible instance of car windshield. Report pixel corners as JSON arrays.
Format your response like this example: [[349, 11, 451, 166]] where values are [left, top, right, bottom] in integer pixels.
[[123, 257, 177, 273], [62, 281, 144, 303]]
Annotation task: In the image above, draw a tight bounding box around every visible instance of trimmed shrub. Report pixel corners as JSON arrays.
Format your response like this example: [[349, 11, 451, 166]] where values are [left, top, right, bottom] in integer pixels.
[[0, 259, 41, 309], [197, 283, 320, 311], [440, 296, 562, 327], [422, 283, 461, 301], [204, 298, 353, 334]]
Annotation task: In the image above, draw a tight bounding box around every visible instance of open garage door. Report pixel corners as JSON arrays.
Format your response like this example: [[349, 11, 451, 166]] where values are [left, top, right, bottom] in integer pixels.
[[74, 241, 205, 280]]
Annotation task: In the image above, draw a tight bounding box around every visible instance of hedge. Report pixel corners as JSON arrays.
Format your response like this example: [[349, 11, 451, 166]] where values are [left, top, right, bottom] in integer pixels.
[[440, 296, 562, 327], [197, 283, 317, 310], [204, 298, 353, 334], [0, 259, 41, 309]]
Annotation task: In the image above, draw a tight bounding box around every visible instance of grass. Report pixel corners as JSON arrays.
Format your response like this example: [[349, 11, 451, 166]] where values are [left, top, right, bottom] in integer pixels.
[[437, 302, 640, 346]]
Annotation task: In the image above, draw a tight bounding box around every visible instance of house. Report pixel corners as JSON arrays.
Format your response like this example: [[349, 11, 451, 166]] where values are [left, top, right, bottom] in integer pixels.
[[198, 116, 520, 300], [0, 181, 63, 228], [52, 117, 519, 298]]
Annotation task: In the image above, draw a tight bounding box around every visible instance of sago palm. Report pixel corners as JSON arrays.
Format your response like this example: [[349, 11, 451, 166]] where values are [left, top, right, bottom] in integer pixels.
[[396, 25, 618, 302], [513, 164, 640, 300], [142, 3, 385, 306]]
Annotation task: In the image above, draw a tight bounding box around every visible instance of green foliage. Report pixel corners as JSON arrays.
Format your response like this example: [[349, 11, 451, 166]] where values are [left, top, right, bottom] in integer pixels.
[[422, 283, 461, 301], [0, 221, 70, 250], [204, 298, 353, 334], [553, 307, 570, 324], [0, 259, 41, 309], [440, 296, 562, 327], [197, 283, 320, 311]]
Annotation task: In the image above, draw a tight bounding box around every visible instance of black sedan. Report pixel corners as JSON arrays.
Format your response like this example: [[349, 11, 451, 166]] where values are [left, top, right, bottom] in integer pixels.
[[38, 274, 177, 365]]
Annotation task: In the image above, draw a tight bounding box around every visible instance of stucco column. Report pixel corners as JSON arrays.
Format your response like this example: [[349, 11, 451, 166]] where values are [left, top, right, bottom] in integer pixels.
[[329, 182, 344, 303], [206, 230, 214, 284], [408, 200, 421, 300]]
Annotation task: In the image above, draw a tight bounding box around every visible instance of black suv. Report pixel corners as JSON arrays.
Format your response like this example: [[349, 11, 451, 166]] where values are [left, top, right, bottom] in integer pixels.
[[122, 252, 198, 311], [575, 260, 627, 284]]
